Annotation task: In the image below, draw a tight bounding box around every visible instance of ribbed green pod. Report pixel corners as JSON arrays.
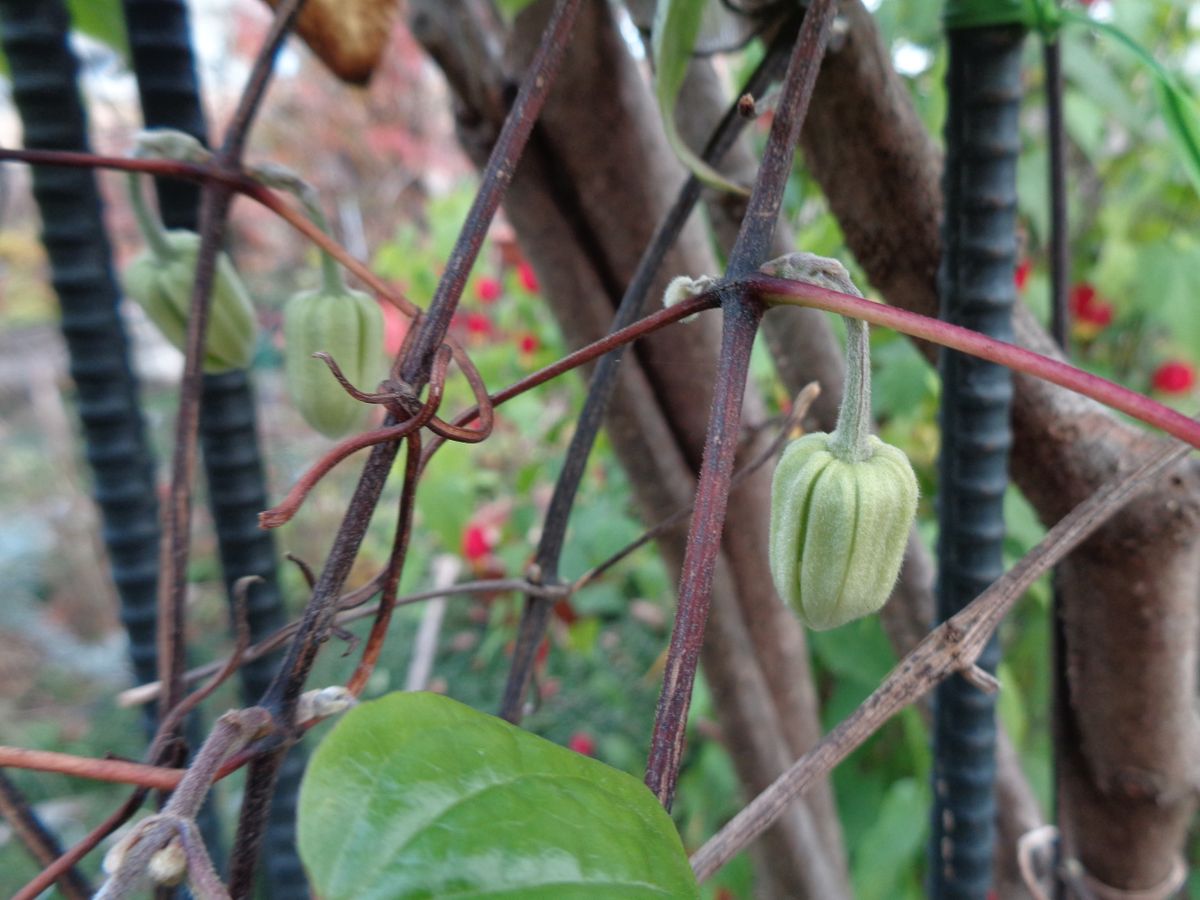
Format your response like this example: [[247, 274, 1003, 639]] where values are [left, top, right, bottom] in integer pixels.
[[123, 230, 257, 372], [769, 431, 918, 631], [283, 286, 385, 438]]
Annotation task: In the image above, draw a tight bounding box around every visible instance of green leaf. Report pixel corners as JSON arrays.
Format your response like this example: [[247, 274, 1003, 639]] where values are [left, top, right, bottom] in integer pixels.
[[299, 692, 699, 900], [943, 0, 1053, 31], [0, 0, 127, 76], [851, 778, 930, 900], [495, 0, 540, 21], [67, 0, 128, 58], [651, 0, 746, 195], [1063, 9, 1200, 199]]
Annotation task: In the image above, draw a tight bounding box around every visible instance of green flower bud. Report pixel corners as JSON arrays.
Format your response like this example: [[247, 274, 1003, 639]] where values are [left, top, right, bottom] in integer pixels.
[[763, 252, 917, 630], [123, 231, 257, 372], [283, 284, 384, 438], [122, 173, 257, 372], [769, 431, 918, 630]]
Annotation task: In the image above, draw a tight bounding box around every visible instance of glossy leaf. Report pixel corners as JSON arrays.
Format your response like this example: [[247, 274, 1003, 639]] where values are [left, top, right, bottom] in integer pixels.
[[298, 692, 699, 899], [651, 0, 745, 194]]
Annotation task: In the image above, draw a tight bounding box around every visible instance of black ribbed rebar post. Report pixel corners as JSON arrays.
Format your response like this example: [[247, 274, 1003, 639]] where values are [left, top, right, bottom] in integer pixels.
[[121, 1, 306, 893], [930, 23, 1024, 899], [0, 0, 161, 705]]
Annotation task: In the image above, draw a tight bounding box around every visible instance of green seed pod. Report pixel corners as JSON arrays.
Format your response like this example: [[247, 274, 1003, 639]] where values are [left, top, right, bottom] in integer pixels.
[[123, 231, 257, 372], [283, 285, 384, 438], [769, 431, 918, 630], [122, 173, 256, 372], [763, 252, 917, 630]]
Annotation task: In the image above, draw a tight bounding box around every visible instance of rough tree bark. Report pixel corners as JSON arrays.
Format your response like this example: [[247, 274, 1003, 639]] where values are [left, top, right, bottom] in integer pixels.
[[797, 2, 1200, 893], [409, 1, 849, 897], [678, 45, 1044, 898]]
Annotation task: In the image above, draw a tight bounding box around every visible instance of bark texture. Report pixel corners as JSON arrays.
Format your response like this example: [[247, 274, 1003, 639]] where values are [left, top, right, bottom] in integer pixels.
[[680, 47, 1043, 895], [799, 2, 1200, 892]]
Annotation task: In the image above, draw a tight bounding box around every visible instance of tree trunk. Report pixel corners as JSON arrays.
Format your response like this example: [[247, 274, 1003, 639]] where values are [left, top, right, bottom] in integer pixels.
[[409, 1, 850, 896], [798, 2, 1200, 892]]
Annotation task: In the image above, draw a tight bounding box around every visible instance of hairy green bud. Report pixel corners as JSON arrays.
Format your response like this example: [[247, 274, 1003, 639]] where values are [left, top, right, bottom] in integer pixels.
[[122, 172, 257, 372], [123, 231, 257, 372], [763, 251, 917, 630], [283, 285, 384, 438], [769, 432, 918, 630]]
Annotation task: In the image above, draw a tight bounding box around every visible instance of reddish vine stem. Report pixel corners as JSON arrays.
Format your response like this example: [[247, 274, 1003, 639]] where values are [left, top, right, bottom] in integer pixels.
[[345, 433, 422, 696], [155, 0, 304, 723], [497, 17, 799, 723], [0, 148, 421, 320], [0, 771, 90, 898], [259, 346, 451, 530], [752, 276, 1200, 450], [645, 0, 837, 809]]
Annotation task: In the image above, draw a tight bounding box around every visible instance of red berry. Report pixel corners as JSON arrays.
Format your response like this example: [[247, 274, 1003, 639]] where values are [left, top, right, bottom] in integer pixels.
[[465, 311, 492, 337], [519, 332, 539, 355], [568, 732, 596, 756], [461, 523, 493, 562], [517, 261, 540, 293], [475, 277, 502, 303], [1152, 360, 1196, 394], [1014, 259, 1031, 292], [1068, 282, 1114, 329]]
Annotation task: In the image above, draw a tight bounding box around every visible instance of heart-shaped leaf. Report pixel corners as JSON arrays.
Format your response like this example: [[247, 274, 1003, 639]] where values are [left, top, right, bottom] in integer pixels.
[[298, 692, 699, 899]]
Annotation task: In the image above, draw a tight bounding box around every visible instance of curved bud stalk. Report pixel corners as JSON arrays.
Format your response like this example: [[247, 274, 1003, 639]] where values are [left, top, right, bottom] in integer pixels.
[[765, 253, 919, 629]]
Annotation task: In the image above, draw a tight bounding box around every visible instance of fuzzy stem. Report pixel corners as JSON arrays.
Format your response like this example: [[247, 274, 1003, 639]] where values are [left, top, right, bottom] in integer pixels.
[[297, 190, 343, 295], [828, 317, 872, 462], [127, 171, 175, 260]]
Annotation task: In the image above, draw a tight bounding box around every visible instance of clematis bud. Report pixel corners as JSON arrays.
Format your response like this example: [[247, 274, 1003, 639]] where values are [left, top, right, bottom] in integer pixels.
[[122, 174, 257, 372], [763, 253, 918, 630], [769, 431, 918, 630], [283, 283, 384, 439]]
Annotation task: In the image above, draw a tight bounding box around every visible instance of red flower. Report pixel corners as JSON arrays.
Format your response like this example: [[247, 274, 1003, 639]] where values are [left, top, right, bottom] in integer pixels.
[[518, 332, 539, 355], [1151, 360, 1196, 394], [461, 523, 493, 562], [1068, 283, 1114, 332], [567, 732, 596, 756], [475, 276, 502, 304], [465, 312, 492, 337], [1014, 259, 1031, 292], [517, 261, 540, 294], [381, 300, 408, 356]]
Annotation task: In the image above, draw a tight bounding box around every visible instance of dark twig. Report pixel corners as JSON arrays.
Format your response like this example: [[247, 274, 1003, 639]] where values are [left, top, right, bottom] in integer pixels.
[[691, 436, 1192, 881], [645, 0, 837, 809], [397, 0, 582, 386], [0, 770, 91, 899], [156, 0, 306, 721], [1043, 33, 1070, 900], [498, 17, 799, 722], [254, 0, 582, 733], [1045, 38, 1069, 351], [345, 435, 422, 696], [13, 788, 148, 900], [118, 577, 570, 710], [97, 708, 274, 897]]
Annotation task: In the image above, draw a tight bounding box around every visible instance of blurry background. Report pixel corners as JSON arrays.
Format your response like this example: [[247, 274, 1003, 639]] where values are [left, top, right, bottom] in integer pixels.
[[0, 1, 1198, 896]]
